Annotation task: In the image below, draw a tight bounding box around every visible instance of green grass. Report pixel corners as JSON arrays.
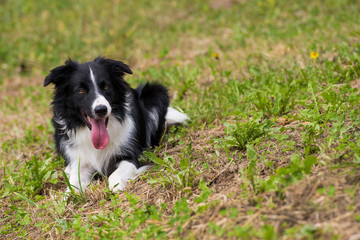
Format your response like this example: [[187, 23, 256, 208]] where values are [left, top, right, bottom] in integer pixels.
[[1, 0, 360, 239]]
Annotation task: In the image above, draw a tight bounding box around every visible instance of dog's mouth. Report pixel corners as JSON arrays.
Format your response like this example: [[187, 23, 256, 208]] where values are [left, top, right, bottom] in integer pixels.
[[81, 111, 109, 130], [81, 111, 110, 150]]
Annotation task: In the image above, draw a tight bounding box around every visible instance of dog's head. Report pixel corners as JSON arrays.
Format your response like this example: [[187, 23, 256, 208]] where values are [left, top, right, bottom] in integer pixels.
[[44, 57, 132, 149]]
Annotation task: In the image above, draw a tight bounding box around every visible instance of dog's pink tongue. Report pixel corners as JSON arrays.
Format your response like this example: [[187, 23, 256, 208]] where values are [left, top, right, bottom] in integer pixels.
[[90, 118, 109, 149]]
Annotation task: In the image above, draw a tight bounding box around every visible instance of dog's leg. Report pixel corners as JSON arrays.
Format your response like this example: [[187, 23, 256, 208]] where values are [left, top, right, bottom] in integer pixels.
[[66, 163, 93, 192], [108, 161, 152, 192], [64, 165, 71, 175]]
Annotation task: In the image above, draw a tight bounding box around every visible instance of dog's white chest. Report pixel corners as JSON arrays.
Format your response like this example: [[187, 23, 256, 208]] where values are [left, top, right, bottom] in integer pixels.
[[63, 115, 135, 174]]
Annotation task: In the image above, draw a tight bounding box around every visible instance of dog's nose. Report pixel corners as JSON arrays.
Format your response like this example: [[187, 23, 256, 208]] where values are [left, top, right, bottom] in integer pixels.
[[94, 105, 108, 117]]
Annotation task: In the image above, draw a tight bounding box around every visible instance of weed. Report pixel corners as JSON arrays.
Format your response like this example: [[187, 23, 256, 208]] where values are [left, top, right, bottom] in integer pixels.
[[195, 178, 212, 213], [145, 143, 200, 191], [208, 221, 226, 237], [169, 197, 191, 235], [246, 69, 298, 117], [224, 115, 272, 150], [1, 155, 60, 198], [244, 144, 261, 193], [262, 154, 318, 195], [302, 122, 322, 156]]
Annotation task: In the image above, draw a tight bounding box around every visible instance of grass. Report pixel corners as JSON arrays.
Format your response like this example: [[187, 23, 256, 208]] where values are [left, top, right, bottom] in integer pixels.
[[1, 0, 360, 239]]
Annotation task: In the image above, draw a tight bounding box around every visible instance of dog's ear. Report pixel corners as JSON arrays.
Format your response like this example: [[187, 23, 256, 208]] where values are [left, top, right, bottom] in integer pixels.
[[44, 58, 78, 87], [95, 57, 133, 76]]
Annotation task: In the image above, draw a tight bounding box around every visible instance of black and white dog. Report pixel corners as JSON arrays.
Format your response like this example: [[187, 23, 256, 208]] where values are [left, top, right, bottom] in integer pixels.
[[44, 57, 188, 192]]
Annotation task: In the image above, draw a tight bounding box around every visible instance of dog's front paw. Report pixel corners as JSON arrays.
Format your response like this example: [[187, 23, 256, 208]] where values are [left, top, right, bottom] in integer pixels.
[[108, 162, 152, 192], [108, 175, 127, 192]]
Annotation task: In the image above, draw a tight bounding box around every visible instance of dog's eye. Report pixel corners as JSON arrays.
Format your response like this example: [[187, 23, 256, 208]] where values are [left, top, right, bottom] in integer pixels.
[[103, 85, 109, 90], [77, 88, 85, 94]]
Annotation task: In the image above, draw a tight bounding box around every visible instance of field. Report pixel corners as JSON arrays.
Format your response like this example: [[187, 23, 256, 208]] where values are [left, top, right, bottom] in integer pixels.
[[1, 0, 360, 239]]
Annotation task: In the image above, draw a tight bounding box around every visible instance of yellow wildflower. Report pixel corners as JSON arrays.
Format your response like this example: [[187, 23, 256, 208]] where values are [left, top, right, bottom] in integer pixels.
[[310, 51, 319, 59], [212, 52, 219, 60]]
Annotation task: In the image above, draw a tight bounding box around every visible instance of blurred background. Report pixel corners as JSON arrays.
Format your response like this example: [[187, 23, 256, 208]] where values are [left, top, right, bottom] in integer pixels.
[[1, 0, 359, 78]]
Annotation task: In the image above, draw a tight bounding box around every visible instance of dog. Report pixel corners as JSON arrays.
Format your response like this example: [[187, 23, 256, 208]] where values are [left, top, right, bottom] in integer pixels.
[[44, 57, 188, 192]]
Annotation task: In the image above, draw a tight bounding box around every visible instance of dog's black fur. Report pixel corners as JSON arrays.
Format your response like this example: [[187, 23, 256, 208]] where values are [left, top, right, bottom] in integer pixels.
[[44, 57, 175, 190]]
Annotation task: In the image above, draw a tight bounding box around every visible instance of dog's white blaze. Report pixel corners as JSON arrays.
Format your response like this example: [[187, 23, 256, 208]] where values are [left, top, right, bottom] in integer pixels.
[[92, 95, 111, 117], [89, 66, 98, 92], [108, 161, 152, 192], [62, 115, 136, 191], [89, 66, 111, 117]]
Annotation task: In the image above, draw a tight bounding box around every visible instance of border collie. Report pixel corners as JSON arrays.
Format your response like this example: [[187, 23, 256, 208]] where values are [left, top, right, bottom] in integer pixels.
[[44, 57, 188, 192]]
